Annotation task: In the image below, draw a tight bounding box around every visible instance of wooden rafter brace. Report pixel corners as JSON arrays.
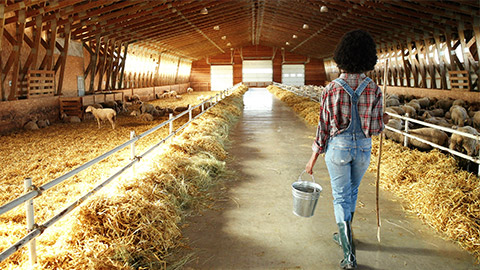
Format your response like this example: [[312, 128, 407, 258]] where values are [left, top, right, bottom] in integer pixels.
[[105, 39, 116, 91], [458, 22, 472, 81], [474, 18, 480, 89], [97, 37, 110, 91], [406, 37, 419, 87], [89, 35, 101, 93], [414, 34, 428, 88], [20, 13, 43, 80], [433, 29, 448, 89], [423, 33, 437, 89], [117, 42, 129, 89], [110, 41, 122, 89], [9, 8, 26, 100], [399, 42, 412, 87], [45, 19, 57, 71], [57, 22, 71, 96]]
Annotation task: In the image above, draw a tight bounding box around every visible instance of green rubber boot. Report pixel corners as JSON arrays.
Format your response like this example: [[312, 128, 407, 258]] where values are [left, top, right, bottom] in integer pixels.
[[338, 221, 356, 269], [333, 212, 354, 246]]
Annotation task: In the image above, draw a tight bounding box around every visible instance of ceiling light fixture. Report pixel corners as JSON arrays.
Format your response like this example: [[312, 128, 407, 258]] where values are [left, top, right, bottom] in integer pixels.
[[320, 5, 328, 12], [292, 34, 298, 39], [221, 36, 227, 40], [200, 7, 208, 15], [227, 42, 231, 46], [213, 25, 220, 30], [302, 24, 309, 29], [285, 41, 290, 45]]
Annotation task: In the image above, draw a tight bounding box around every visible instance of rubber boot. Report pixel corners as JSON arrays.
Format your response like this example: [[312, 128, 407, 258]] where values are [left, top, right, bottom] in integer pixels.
[[333, 212, 354, 246], [338, 221, 356, 269]]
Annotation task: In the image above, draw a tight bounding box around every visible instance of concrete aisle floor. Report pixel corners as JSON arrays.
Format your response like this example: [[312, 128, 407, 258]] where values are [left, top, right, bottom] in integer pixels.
[[181, 88, 479, 270]]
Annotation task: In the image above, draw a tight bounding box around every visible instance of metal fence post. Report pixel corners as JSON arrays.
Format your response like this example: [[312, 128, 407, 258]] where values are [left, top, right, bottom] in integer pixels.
[[169, 113, 173, 134], [404, 113, 409, 147], [24, 178, 37, 266], [130, 131, 136, 176], [201, 103, 204, 112]]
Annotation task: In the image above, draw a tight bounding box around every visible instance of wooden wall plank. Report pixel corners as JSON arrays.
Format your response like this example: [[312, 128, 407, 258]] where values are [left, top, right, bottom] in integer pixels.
[[0, 0, 5, 100]]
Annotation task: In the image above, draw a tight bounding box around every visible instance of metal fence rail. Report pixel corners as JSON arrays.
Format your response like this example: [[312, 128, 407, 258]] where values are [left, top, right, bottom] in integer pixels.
[[0, 83, 242, 265], [272, 84, 480, 174]]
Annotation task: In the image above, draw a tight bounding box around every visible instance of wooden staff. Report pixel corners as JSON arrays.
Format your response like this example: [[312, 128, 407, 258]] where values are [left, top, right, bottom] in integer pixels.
[[376, 58, 389, 242]]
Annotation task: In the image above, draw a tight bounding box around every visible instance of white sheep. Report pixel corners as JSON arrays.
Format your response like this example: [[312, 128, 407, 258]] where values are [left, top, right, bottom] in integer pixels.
[[187, 87, 194, 93], [139, 113, 154, 121], [85, 106, 116, 129], [169, 90, 178, 97], [24, 120, 39, 130], [61, 113, 81, 123]]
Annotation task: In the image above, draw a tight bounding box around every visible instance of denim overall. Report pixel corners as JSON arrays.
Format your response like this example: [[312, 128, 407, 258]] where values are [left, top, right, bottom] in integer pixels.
[[325, 78, 373, 223]]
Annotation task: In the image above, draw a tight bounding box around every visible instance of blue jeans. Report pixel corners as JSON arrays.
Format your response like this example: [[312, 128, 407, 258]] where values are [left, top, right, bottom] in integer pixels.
[[324, 133, 372, 223]]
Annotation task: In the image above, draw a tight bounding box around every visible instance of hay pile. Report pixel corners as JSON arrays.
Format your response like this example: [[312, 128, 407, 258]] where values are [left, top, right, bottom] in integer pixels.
[[267, 84, 480, 261], [266, 85, 320, 125], [0, 85, 248, 269]]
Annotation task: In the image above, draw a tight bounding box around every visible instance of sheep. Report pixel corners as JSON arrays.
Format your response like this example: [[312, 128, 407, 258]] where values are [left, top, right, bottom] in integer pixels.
[[101, 101, 120, 113], [417, 97, 431, 109], [187, 87, 194, 93], [434, 98, 454, 111], [472, 111, 480, 129], [175, 95, 183, 99], [130, 110, 140, 117], [174, 105, 190, 114], [169, 91, 178, 98], [384, 118, 404, 143], [139, 113, 154, 121], [388, 106, 405, 115], [61, 113, 81, 123], [401, 105, 417, 119], [407, 100, 421, 111], [90, 103, 103, 109], [85, 106, 116, 129], [452, 99, 466, 108], [385, 96, 400, 107], [24, 120, 39, 130], [449, 126, 480, 156], [424, 117, 452, 128], [408, 128, 449, 151], [140, 103, 156, 114], [450, 105, 469, 127], [126, 94, 141, 104], [37, 119, 50, 128]]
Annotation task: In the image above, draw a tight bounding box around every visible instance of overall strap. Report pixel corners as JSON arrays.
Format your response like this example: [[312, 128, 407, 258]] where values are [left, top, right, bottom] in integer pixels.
[[334, 77, 372, 103]]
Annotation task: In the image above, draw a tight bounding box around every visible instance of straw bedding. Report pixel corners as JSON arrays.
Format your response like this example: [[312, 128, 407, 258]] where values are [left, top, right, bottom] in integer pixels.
[[0, 87, 248, 269], [267, 85, 480, 261]]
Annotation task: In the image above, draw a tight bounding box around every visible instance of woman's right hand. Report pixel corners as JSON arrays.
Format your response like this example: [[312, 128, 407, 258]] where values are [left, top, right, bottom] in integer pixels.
[[305, 152, 319, 175]]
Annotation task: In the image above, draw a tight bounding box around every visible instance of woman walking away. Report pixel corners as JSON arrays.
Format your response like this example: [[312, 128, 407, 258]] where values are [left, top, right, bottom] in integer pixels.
[[305, 29, 387, 269]]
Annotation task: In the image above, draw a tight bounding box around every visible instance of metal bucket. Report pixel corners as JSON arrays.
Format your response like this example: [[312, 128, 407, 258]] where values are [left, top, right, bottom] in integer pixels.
[[292, 170, 322, 218]]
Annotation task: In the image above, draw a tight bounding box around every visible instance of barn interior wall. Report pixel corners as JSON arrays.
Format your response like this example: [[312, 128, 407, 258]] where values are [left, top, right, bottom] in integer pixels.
[[190, 45, 327, 90], [324, 29, 479, 95]]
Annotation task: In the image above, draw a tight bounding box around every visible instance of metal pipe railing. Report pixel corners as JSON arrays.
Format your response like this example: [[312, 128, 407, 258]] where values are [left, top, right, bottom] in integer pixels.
[[0, 83, 243, 265]]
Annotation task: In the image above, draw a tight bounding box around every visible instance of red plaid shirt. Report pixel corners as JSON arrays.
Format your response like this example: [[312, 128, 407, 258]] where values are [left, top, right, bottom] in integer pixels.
[[312, 73, 384, 154]]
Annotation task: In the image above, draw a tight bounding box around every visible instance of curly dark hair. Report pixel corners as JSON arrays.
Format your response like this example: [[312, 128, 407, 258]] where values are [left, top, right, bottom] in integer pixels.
[[333, 29, 378, 73]]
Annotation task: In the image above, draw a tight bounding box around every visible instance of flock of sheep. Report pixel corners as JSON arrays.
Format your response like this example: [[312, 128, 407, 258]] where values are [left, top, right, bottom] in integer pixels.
[[384, 94, 480, 158], [23, 87, 196, 131]]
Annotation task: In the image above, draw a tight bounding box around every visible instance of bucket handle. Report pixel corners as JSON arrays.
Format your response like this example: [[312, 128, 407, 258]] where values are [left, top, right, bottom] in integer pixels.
[[297, 170, 319, 192]]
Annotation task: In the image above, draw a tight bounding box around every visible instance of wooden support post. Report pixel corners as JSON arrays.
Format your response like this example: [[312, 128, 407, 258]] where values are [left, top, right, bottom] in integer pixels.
[[0, 0, 5, 100], [118, 42, 128, 89], [89, 35, 100, 93], [9, 9, 26, 100], [444, 27, 456, 72], [458, 22, 473, 89], [46, 19, 57, 71], [57, 23, 71, 96], [400, 42, 411, 87]]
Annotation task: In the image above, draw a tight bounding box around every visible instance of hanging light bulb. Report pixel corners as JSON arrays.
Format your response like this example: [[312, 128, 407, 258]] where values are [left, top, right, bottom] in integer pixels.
[[200, 7, 208, 15], [221, 35, 227, 40], [227, 42, 231, 46], [285, 41, 290, 45], [292, 34, 298, 39], [320, 5, 328, 12], [303, 24, 309, 29], [213, 25, 220, 30]]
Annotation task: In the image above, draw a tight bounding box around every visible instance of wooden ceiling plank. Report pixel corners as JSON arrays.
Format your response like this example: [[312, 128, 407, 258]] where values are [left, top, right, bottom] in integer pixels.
[[4, 0, 47, 13]]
